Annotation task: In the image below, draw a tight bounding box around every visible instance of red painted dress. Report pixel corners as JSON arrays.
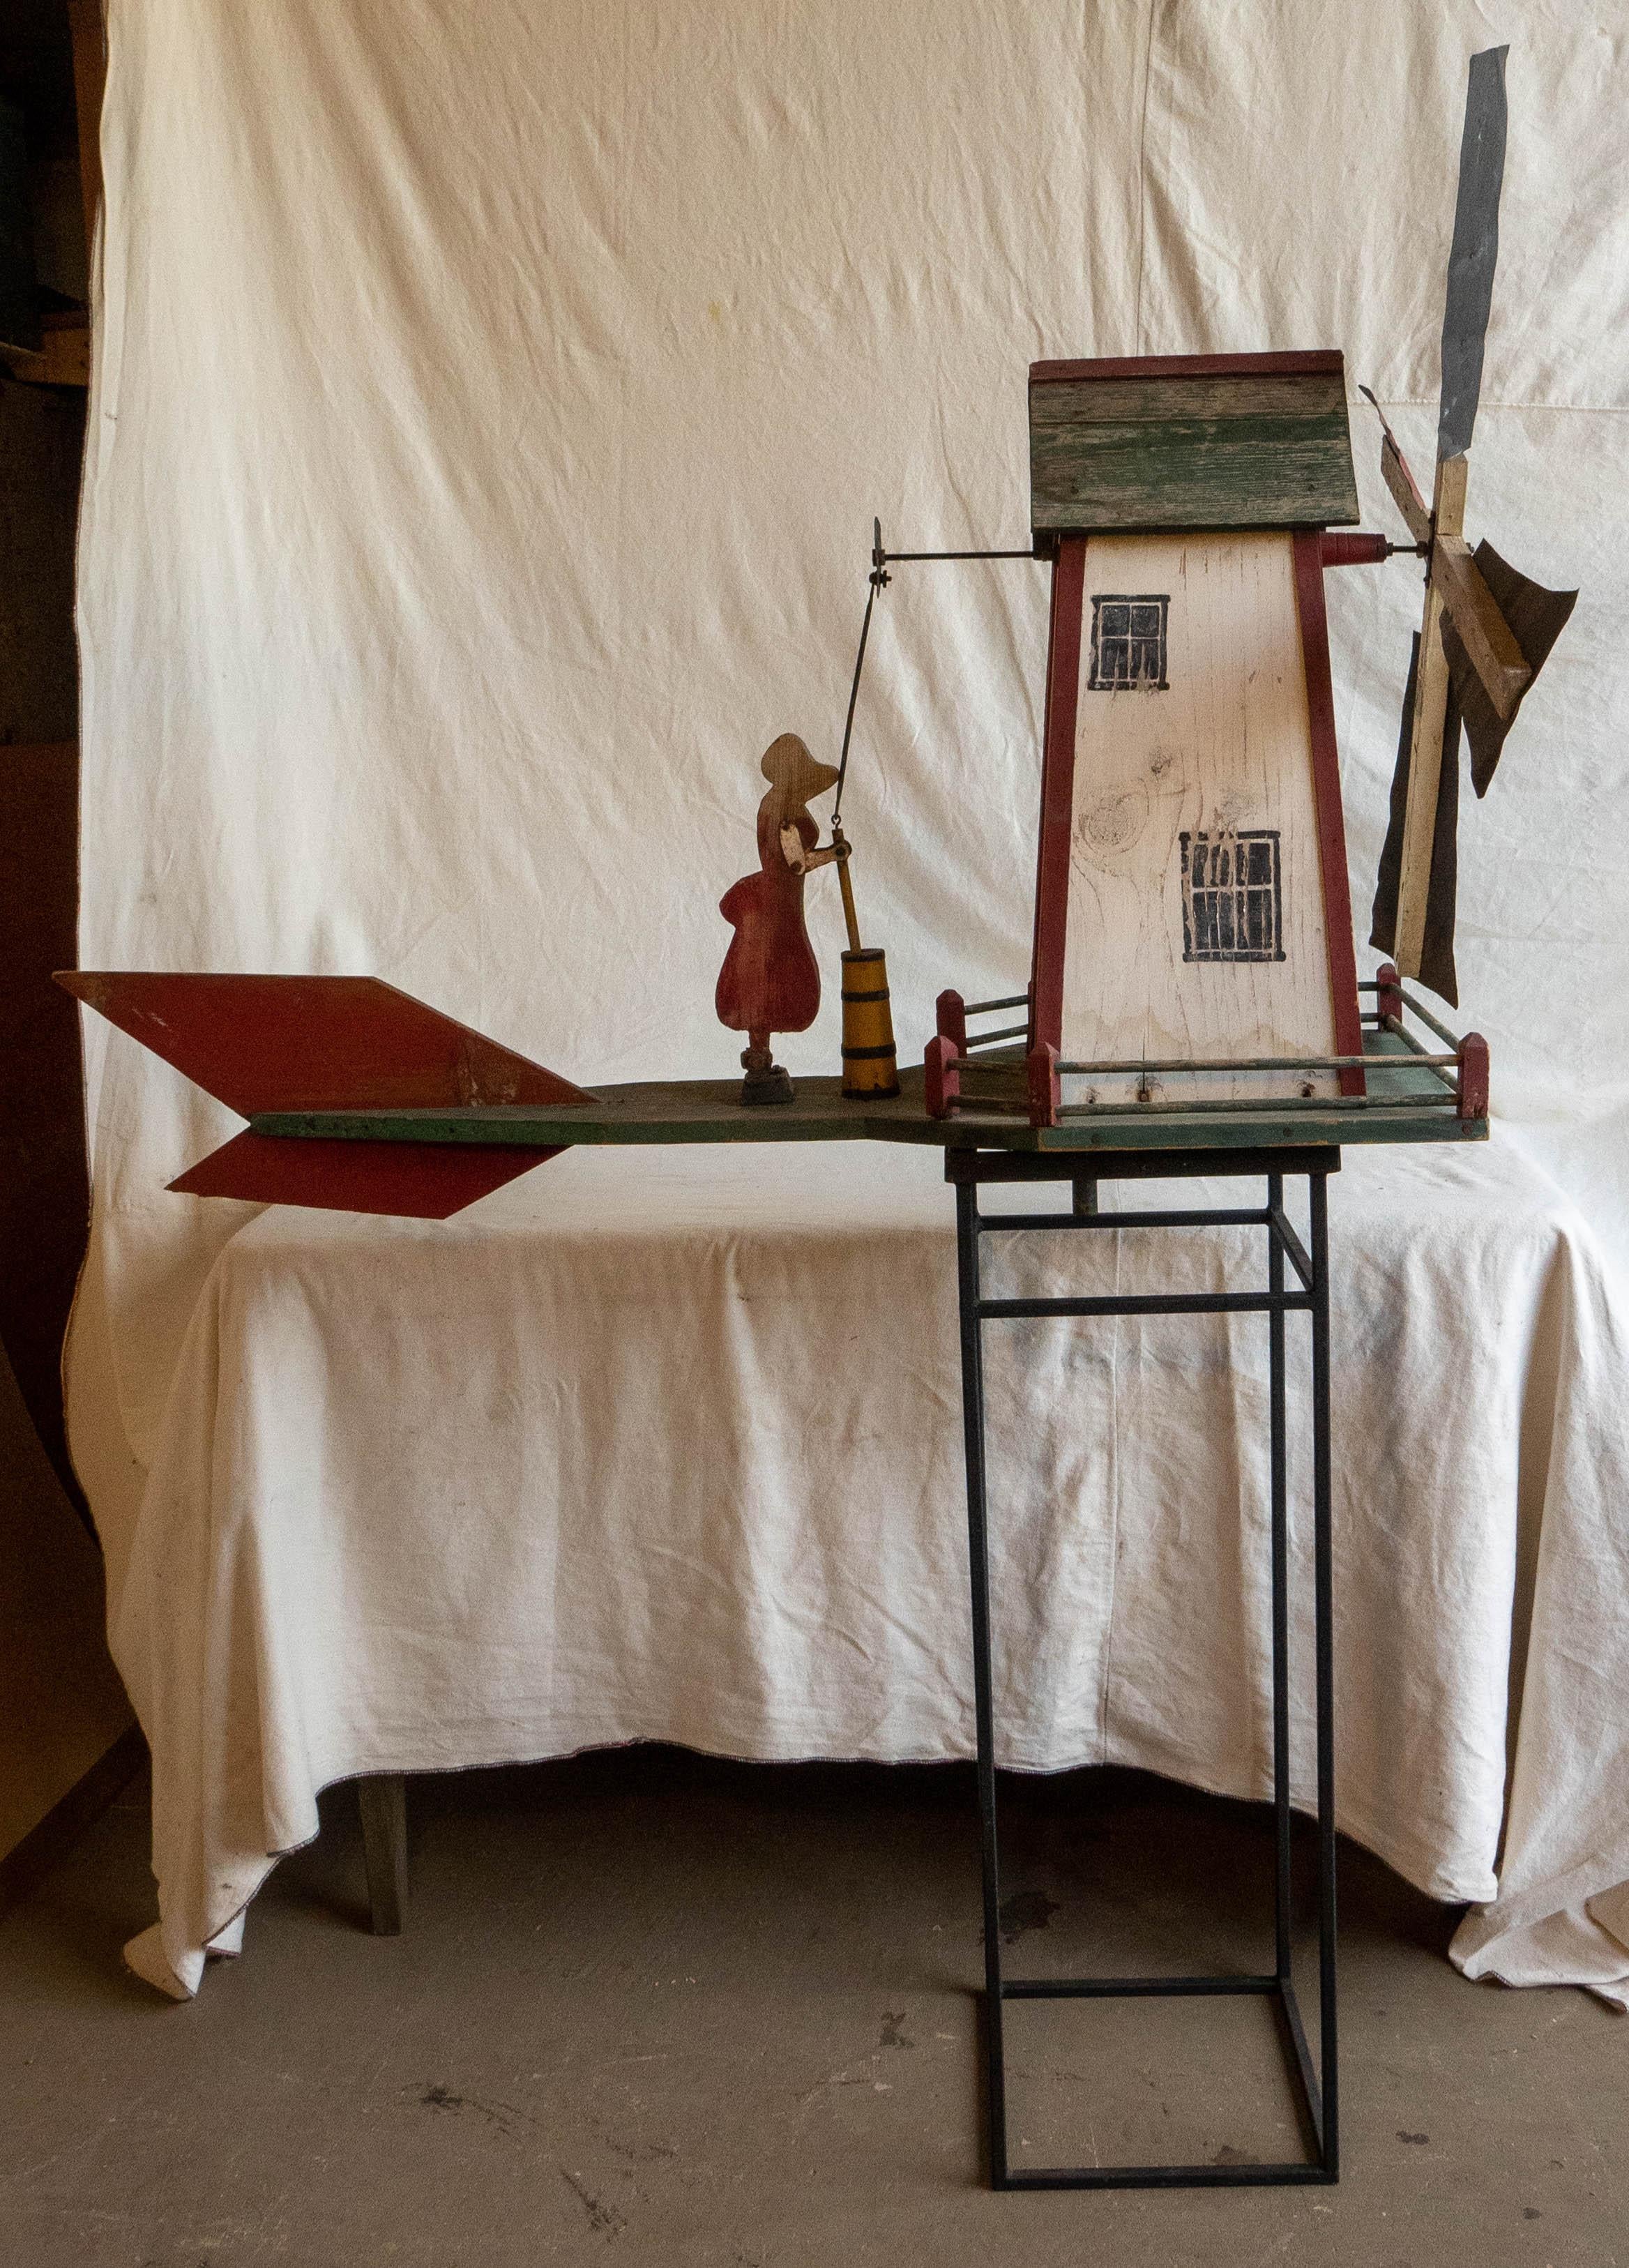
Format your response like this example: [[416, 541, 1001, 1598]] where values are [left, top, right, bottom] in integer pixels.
[[715, 806, 821, 1045]]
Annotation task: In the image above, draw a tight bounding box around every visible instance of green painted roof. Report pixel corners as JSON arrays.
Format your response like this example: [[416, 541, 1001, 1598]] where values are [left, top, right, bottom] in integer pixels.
[[1029, 351, 1360, 537]]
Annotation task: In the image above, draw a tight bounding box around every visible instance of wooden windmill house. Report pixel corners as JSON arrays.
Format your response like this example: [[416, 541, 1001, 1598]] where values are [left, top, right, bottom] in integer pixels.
[[922, 348, 1393, 1129], [924, 47, 1571, 1134], [1020, 349, 1375, 1122]]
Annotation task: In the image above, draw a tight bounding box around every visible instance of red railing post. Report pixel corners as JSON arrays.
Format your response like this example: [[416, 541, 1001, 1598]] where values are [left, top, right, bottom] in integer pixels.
[[936, 989, 967, 1053], [1375, 960, 1404, 1027], [924, 1035, 960, 1120], [1026, 1042, 1060, 1130], [1457, 1032, 1490, 1122]]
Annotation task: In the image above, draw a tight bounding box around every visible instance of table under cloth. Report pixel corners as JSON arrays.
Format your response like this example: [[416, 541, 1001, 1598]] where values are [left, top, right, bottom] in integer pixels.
[[66, 1133, 1629, 2005]]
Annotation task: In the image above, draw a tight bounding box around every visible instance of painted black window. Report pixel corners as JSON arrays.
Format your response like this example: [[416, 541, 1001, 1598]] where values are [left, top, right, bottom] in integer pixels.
[[1088, 594, 1169, 690], [1180, 831, 1285, 962]]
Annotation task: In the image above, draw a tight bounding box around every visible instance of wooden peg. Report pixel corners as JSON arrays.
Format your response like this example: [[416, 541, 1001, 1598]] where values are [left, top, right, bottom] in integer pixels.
[[1026, 1042, 1061, 1130], [935, 990, 968, 1053], [924, 1035, 960, 1119], [1457, 1031, 1490, 1121], [1319, 532, 1391, 569]]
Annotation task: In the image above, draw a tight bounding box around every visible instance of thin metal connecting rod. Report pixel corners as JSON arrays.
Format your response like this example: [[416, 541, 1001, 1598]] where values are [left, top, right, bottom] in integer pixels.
[[834, 528, 1036, 822], [832, 552, 884, 824], [880, 547, 1037, 561]]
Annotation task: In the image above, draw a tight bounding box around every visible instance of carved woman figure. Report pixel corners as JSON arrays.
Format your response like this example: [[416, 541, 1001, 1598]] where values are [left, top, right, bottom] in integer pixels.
[[716, 733, 840, 1103]]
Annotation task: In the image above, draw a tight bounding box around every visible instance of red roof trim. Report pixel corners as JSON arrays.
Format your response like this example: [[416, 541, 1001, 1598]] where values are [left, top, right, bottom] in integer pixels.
[[1029, 349, 1345, 386]]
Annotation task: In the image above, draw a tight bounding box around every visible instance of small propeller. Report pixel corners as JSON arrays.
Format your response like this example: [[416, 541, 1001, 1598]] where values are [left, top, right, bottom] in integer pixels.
[[1366, 47, 1576, 1008]]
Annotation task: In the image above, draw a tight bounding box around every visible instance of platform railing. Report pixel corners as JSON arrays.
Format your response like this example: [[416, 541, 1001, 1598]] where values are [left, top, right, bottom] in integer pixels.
[[923, 963, 1489, 1129]]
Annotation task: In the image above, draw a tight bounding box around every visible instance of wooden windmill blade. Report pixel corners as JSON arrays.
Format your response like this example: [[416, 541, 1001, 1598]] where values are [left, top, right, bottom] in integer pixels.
[[1370, 45, 1577, 1004]]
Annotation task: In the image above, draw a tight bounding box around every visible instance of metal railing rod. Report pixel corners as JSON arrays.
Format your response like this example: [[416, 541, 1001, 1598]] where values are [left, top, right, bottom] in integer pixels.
[[1269, 1207, 1315, 1292], [978, 1207, 1271, 1234], [1276, 1980, 1326, 2146], [1003, 1974, 1279, 1999], [1397, 990, 1464, 1050], [1054, 1091, 1453, 1119], [1369, 1016, 1459, 1089], [963, 992, 1030, 1016], [979, 1290, 1312, 1320], [1056, 1052, 1457, 1075], [962, 1024, 1029, 1051], [1001, 2164, 1333, 2192]]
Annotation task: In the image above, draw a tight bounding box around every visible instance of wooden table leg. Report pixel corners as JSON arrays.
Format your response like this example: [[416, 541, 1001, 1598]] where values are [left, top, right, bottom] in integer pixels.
[[356, 1773, 408, 1935]]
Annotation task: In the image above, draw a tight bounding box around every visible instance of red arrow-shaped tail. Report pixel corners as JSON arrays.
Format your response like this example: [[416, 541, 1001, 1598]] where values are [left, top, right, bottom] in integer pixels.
[[56, 972, 592, 1114], [168, 1131, 560, 1218], [57, 972, 586, 1217]]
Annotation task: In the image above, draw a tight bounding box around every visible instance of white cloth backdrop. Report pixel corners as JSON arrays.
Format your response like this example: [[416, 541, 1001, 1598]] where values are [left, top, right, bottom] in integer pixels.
[[67, 0, 1629, 2000]]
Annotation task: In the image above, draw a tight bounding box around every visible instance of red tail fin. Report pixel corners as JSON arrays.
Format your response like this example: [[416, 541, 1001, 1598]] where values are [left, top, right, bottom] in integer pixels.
[[58, 972, 586, 1218], [169, 1131, 560, 1219], [55, 972, 591, 1114]]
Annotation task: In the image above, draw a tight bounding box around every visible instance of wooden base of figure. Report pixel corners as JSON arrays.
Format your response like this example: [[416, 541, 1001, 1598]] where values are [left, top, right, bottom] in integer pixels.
[[739, 1036, 795, 1106]]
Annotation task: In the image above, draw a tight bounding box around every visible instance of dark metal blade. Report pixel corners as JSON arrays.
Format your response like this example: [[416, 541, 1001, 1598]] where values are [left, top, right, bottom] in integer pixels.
[[1438, 540, 1578, 795], [1438, 45, 1508, 461]]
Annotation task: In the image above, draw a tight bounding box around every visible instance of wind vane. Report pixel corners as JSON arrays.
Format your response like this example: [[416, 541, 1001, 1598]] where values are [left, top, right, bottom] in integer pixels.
[[56, 45, 1573, 1214]]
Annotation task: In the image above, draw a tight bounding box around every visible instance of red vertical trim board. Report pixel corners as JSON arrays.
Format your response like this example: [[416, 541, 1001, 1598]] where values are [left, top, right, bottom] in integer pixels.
[[1027, 538, 1087, 1054], [1291, 531, 1365, 1096]]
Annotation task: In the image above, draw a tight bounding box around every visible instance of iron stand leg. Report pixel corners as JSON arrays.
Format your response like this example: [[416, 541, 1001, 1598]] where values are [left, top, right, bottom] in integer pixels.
[[950, 1146, 1340, 2191], [1310, 1170, 1340, 2177], [956, 1177, 1008, 2186], [1270, 1171, 1292, 1986]]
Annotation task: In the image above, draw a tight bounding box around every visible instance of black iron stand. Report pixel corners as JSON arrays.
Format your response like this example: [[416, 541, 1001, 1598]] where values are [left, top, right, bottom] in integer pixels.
[[949, 1144, 1340, 2191]]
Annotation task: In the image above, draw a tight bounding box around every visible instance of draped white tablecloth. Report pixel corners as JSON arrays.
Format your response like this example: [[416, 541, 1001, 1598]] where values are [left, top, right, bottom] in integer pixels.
[[69, 1136, 1629, 2004]]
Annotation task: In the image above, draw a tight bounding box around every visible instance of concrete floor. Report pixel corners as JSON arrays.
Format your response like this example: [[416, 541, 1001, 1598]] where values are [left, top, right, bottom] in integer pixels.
[[0, 1751, 1621, 2267]]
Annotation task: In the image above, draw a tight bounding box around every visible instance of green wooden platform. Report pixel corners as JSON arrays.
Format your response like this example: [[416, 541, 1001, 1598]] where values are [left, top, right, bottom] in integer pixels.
[[252, 1031, 1483, 1156]]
